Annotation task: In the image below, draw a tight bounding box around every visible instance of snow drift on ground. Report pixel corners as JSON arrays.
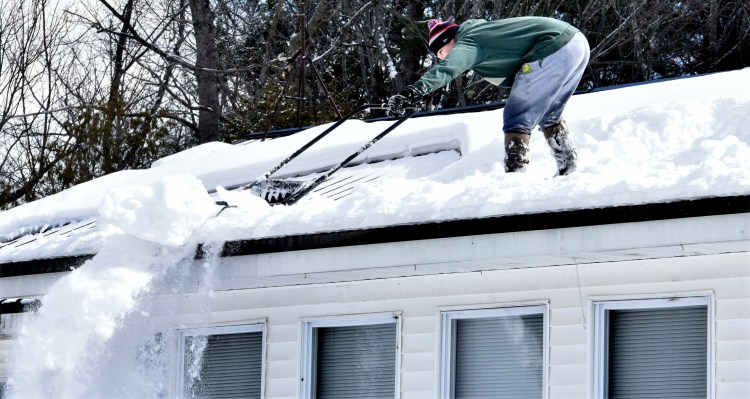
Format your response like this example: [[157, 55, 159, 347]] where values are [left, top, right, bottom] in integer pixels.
[[1, 68, 750, 262]]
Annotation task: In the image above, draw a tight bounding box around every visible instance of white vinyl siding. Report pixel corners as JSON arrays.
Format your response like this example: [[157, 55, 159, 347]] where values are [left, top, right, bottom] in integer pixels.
[[593, 297, 711, 399], [440, 305, 546, 399], [180, 324, 264, 399], [301, 315, 399, 399], [162, 250, 747, 398]]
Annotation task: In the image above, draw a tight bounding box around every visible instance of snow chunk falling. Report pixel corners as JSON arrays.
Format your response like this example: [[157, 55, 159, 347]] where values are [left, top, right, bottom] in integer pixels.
[[5, 174, 225, 398], [98, 174, 220, 246]]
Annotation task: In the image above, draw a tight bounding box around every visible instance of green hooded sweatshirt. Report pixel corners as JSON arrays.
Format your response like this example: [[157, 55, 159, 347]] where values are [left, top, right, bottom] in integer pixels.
[[412, 17, 579, 93]]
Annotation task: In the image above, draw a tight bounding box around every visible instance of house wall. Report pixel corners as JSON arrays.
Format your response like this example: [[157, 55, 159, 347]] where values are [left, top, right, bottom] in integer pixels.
[[191, 251, 749, 399], [0, 213, 748, 398]]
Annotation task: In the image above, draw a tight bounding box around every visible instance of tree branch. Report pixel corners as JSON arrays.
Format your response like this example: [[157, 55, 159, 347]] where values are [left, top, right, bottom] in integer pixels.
[[95, 0, 281, 74]]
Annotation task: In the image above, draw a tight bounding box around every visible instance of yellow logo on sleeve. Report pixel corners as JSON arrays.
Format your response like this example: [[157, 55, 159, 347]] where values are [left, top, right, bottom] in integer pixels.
[[521, 63, 532, 74]]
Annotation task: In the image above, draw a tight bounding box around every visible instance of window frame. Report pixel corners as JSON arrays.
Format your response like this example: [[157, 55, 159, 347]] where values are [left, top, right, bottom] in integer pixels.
[[438, 304, 549, 399], [177, 322, 267, 399], [591, 296, 713, 399], [299, 313, 401, 399]]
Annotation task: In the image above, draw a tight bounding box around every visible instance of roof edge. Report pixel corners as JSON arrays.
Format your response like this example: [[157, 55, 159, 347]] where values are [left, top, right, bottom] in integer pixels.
[[210, 194, 749, 258], [2, 195, 748, 278], [0, 255, 93, 278]]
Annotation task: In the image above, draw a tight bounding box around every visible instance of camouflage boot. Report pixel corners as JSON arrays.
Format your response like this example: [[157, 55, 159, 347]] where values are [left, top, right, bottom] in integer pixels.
[[543, 120, 578, 176], [504, 131, 531, 173]]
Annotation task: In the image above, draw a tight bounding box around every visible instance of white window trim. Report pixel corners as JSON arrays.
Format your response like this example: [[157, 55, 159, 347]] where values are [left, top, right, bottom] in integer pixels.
[[591, 296, 713, 399], [299, 313, 401, 399], [438, 304, 549, 399], [176, 323, 267, 399]]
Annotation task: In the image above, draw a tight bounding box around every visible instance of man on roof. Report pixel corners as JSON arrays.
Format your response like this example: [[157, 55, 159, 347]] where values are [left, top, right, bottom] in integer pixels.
[[387, 17, 590, 176]]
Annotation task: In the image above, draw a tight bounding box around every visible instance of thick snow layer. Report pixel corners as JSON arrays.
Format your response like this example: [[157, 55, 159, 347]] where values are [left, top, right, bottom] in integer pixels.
[[1, 69, 750, 262]]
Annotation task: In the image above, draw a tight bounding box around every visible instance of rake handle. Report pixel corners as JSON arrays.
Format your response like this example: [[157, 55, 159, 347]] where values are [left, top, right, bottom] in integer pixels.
[[283, 108, 417, 205], [242, 104, 386, 191]]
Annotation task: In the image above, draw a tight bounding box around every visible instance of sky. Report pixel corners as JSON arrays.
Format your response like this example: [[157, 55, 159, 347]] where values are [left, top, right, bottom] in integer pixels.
[[1, 68, 749, 263]]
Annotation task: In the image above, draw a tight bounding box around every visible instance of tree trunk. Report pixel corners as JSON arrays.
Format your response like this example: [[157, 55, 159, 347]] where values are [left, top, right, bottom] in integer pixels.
[[102, 0, 133, 174], [188, 0, 222, 143]]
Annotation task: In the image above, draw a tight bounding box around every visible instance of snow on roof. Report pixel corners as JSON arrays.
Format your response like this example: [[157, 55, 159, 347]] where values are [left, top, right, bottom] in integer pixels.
[[1, 68, 749, 264]]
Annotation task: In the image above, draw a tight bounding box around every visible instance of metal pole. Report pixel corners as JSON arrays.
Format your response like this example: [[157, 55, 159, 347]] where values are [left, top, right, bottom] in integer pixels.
[[296, 0, 306, 128]]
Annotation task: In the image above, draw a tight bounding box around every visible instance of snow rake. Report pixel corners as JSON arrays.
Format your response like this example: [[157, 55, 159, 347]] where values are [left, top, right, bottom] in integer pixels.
[[235, 104, 418, 206]]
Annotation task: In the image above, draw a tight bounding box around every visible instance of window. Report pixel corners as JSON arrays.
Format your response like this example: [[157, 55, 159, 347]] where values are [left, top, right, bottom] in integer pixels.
[[179, 324, 264, 399], [593, 297, 711, 399], [0, 313, 22, 338], [0, 298, 40, 338], [301, 315, 399, 398], [439, 305, 547, 399]]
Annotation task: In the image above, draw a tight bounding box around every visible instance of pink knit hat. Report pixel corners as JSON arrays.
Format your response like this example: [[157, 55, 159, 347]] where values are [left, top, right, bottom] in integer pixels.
[[428, 19, 459, 55]]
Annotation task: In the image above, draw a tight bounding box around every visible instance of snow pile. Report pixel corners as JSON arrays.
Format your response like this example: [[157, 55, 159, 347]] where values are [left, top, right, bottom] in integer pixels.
[[4, 176, 219, 398]]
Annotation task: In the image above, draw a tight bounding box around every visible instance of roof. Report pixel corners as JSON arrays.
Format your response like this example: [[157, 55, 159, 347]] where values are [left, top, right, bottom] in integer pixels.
[[1, 68, 750, 269]]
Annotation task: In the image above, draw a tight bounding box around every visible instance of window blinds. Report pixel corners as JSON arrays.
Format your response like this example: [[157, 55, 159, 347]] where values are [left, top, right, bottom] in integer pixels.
[[315, 323, 397, 399], [607, 306, 707, 399], [453, 313, 544, 399], [186, 331, 263, 399]]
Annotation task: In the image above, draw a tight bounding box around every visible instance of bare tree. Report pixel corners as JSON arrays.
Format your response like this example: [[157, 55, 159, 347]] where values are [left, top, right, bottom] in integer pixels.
[[0, 0, 77, 208]]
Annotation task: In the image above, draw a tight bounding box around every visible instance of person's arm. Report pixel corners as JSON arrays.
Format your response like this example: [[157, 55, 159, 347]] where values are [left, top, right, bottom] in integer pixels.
[[412, 41, 479, 94]]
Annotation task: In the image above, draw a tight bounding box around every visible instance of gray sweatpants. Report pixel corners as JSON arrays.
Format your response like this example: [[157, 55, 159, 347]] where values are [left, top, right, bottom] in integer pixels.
[[503, 32, 590, 133]]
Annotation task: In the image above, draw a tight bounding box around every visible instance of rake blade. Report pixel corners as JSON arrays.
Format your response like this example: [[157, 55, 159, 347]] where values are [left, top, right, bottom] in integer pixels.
[[249, 179, 310, 205]]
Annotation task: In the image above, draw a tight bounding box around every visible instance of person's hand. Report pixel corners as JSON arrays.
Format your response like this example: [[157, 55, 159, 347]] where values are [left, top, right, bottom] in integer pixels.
[[386, 86, 424, 116]]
